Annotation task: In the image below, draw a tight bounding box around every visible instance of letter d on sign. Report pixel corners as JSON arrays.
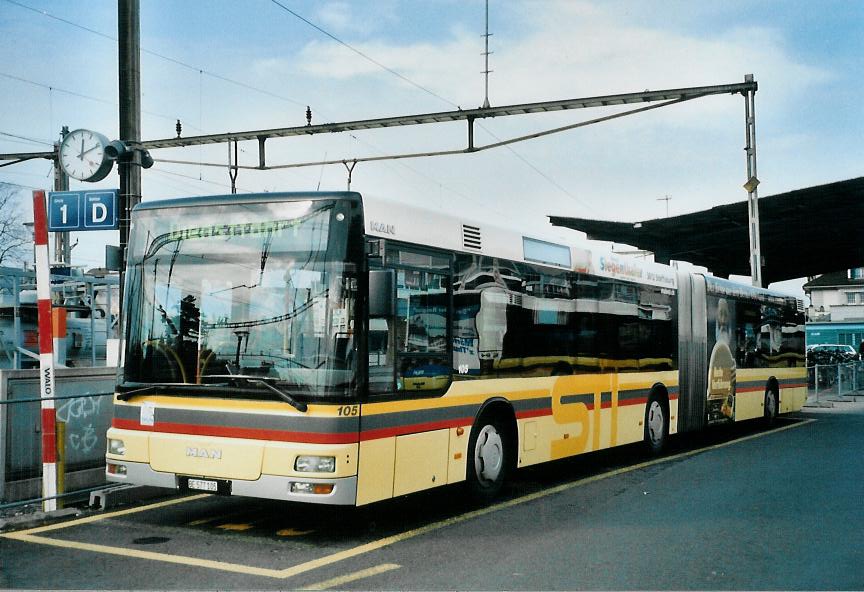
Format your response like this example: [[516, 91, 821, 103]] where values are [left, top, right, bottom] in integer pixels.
[[92, 202, 108, 224]]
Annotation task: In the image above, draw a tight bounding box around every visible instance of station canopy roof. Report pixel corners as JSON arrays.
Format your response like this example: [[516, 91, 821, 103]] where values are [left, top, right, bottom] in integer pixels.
[[549, 177, 864, 286]]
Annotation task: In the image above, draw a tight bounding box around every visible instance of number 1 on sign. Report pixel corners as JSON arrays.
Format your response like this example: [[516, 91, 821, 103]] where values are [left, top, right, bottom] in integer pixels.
[[59, 204, 67, 224]]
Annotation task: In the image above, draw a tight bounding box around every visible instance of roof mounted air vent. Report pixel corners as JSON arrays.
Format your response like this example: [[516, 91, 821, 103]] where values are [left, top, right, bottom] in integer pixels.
[[462, 224, 481, 251]]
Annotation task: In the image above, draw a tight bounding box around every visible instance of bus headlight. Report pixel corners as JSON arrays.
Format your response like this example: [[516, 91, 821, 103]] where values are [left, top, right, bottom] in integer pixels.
[[108, 438, 126, 455], [294, 455, 336, 473]]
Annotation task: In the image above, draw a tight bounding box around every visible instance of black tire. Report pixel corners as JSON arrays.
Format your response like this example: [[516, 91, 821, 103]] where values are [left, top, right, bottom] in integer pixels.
[[644, 395, 668, 455], [763, 387, 778, 427], [466, 415, 509, 500]]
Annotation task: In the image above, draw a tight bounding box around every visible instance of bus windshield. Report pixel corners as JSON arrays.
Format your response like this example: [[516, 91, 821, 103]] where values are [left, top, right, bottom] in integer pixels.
[[122, 198, 359, 399]]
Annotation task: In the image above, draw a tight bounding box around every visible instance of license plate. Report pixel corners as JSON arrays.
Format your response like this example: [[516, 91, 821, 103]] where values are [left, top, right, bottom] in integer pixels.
[[187, 478, 218, 492]]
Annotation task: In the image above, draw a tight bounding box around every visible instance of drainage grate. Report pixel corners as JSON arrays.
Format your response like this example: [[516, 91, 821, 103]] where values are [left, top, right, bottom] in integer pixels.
[[132, 536, 171, 545]]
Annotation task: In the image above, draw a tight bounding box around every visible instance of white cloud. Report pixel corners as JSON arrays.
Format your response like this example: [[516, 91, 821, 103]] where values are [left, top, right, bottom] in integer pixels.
[[297, 3, 832, 124], [313, 0, 398, 37]]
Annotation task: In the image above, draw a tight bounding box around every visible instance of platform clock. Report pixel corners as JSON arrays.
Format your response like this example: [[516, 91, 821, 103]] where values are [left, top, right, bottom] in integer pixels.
[[58, 129, 113, 182]]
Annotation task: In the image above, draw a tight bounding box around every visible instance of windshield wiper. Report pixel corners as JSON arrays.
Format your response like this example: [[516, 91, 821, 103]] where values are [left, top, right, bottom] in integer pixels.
[[116, 382, 202, 401], [116, 384, 160, 400], [203, 374, 308, 413]]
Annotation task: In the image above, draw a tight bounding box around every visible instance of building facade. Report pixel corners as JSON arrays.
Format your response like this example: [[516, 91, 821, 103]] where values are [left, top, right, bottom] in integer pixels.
[[804, 268, 864, 348]]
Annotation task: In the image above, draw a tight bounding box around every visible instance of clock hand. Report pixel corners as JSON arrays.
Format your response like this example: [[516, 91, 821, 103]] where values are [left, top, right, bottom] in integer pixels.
[[83, 145, 101, 157], [79, 138, 85, 160]]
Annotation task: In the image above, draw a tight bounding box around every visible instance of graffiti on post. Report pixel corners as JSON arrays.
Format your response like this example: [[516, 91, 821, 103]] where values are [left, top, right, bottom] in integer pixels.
[[56, 395, 104, 454]]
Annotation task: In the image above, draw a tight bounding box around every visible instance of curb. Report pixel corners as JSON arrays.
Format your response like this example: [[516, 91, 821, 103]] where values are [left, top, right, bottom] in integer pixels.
[[0, 507, 80, 532], [88, 485, 173, 510]]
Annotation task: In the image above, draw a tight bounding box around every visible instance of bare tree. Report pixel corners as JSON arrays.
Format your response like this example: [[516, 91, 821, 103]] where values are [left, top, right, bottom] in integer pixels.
[[0, 183, 31, 266]]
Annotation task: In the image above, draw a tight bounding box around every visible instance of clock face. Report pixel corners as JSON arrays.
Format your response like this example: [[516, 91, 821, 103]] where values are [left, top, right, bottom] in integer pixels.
[[59, 129, 113, 182]]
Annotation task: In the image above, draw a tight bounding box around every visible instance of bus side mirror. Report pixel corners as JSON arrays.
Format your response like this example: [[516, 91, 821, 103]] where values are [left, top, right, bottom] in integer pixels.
[[369, 269, 394, 317]]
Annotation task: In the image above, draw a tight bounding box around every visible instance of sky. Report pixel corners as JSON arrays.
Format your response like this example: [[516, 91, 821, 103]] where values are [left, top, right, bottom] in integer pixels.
[[1, 0, 862, 298]]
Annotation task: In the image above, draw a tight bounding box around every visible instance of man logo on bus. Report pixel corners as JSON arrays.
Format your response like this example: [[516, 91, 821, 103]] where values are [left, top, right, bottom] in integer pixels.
[[186, 447, 222, 460], [370, 221, 396, 235]]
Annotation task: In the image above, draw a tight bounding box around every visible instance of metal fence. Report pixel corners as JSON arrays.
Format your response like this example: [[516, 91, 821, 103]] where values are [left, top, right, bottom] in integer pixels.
[[807, 361, 864, 400], [0, 266, 119, 370], [0, 367, 117, 509]]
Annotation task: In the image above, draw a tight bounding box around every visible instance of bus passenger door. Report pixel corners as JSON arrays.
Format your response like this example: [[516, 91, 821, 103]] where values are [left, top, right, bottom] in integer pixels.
[[358, 248, 454, 504]]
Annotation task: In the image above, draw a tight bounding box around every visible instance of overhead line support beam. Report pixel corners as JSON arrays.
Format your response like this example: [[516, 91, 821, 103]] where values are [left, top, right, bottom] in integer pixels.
[[140, 81, 757, 150], [0, 151, 55, 166]]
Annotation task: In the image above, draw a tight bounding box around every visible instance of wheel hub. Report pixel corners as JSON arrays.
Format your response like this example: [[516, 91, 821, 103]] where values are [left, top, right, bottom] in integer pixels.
[[475, 425, 503, 484], [647, 401, 665, 445]]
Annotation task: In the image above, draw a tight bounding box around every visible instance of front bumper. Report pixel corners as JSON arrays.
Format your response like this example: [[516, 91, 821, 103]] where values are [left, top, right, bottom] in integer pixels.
[[106, 460, 358, 505]]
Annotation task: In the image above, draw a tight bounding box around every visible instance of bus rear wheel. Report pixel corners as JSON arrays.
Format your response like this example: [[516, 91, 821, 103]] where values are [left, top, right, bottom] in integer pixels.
[[644, 396, 668, 455], [763, 387, 778, 426], [466, 417, 509, 500]]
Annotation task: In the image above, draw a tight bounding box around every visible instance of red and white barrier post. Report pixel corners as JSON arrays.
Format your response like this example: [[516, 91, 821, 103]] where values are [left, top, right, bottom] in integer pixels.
[[32, 190, 58, 512]]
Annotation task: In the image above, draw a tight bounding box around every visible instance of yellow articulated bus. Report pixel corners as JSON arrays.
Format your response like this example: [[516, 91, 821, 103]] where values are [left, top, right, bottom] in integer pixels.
[[106, 192, 806, 504]]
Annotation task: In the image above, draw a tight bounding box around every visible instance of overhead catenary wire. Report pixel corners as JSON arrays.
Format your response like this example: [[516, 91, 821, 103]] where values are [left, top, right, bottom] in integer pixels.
[[1, 0, 484, 208], [0, 71, 205, 133], [6, 0, 638, 216], [265, 0, 593, 210], [0, 131, 54, 146], [268, 0, 457, 109], [2, 0, 306, 108]]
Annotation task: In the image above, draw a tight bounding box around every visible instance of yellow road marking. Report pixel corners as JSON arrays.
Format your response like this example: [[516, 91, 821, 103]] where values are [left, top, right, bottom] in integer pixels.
[[277, 528, 315, 537], [1, 419, 814, 581], [216, 523, 254, 531], [301, 563, 400, 590], [2, 532, 286, 578], [11, 494, 210, 535]]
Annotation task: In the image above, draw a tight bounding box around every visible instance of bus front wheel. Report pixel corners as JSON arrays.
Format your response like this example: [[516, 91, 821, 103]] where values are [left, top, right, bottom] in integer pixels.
[[466, 417, 509, 500]]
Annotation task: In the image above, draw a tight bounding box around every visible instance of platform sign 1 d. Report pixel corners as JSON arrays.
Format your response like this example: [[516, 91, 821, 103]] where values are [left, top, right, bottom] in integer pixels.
[[48, 190, 119, 231]]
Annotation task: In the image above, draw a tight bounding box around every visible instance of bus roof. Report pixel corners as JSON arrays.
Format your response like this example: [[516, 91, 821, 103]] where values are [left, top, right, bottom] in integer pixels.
[[134, 190, 679, 289], [360, 193, 679, 290]]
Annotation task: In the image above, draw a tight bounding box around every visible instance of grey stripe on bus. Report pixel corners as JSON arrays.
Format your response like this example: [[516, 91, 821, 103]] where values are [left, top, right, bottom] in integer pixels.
[[360, 404, 480, 431], [511, 397, 552, 413], [559, 393, 594, 406], [114, 404, 359, 434]]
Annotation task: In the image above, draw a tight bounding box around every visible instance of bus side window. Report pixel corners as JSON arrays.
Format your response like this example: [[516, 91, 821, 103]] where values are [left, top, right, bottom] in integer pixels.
[[395, 269, 451, 394], [368, 317, 394, 394]]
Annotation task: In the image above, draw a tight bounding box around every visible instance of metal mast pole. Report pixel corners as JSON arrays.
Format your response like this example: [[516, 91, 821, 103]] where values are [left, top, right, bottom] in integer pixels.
[[482, 0, 492, 109], [743, 74, 762, 287], [118, 0, 141, 309], [52, 126, 70, 266]]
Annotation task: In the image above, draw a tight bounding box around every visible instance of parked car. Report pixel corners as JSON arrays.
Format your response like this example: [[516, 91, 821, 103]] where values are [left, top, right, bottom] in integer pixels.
[[806, 344, 859, 366]]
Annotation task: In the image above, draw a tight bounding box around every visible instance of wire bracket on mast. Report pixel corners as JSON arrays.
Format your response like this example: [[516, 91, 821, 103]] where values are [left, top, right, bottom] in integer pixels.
[[257, 136, 266, 169], [343, 159, 357, 190], [228, 139, 239, 194]]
